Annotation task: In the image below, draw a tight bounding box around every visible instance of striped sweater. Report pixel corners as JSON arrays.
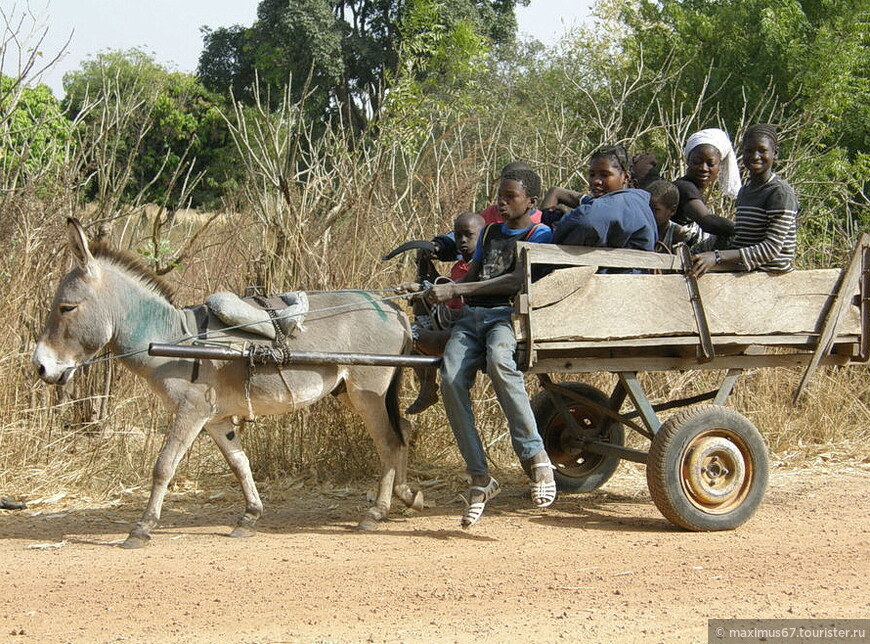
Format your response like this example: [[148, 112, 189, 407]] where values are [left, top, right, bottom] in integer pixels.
[[732, 174, 798, 272]]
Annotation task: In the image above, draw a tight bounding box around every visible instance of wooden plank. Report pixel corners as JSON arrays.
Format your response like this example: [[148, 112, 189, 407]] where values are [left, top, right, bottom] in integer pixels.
[[523, 334, 860, 350], [525, 352, 854, 375], [515, 246, 536, 368], [517, 241, 681, 271], [530, 265, 597, 308], [528, 269, 860, 342], [861, 245, 869, 362], [793, 233, 869, 402]]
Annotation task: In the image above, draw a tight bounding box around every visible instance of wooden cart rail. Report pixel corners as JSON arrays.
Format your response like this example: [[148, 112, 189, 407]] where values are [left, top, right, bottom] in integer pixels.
[[514, 234, 869, 397]]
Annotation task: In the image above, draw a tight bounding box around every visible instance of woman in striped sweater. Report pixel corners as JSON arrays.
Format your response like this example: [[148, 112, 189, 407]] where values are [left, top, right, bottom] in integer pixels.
[[691, 124, 798, 277]]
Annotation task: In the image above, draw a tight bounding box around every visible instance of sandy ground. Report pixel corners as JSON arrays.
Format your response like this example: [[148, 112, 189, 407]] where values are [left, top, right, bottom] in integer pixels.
[[0, 463, 868, 644]]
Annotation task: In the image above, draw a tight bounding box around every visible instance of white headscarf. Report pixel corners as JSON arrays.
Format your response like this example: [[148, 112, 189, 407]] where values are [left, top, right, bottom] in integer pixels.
[[684, 128, 741, 199]]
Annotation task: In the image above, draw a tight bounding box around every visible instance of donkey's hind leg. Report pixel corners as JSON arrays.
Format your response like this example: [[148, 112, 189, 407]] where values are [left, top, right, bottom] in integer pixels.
[[342, 381, 408, 530], [392, 416, 424, 512], [204, 418, 263, 538]]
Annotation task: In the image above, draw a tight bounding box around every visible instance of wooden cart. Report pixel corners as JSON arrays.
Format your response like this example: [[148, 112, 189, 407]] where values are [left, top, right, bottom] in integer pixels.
[[512, 234, 868, 531]]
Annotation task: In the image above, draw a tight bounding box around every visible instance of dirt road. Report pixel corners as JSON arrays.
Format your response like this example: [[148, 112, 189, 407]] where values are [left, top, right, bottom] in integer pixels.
[[1, 463, 867, 643]]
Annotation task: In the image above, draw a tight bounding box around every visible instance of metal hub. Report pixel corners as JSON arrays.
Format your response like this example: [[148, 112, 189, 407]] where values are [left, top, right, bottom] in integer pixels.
[[681, 433, 750, 512]]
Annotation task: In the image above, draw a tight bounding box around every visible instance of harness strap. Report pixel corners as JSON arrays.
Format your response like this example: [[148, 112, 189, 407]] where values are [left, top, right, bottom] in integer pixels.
[[188, 305, 209, 383]]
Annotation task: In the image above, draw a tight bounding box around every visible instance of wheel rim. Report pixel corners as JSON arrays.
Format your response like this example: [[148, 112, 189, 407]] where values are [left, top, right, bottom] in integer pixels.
[[680, 430, 752, 514], [543, 402, 614, 479]]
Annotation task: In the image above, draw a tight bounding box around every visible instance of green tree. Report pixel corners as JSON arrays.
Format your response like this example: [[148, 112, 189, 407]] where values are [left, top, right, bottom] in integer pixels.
[[378, 0, 492, 149], [197, 0, 526, 130], [0, 75, 71, 189], [197, 25, 256, 104], [618, 0, 869, 156], [63, 49, 238, 208]]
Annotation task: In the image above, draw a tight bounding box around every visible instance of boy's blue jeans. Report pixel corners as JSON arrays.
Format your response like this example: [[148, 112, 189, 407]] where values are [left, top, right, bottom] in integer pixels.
[[440, 305, 545, 476]]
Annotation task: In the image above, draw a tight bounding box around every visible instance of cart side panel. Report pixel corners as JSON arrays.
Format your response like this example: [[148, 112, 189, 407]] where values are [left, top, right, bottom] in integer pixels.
[[526, 269, 859, 343]]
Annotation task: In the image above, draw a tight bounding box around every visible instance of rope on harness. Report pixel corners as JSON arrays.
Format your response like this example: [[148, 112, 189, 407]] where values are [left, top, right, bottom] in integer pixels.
[[247, 344, 299, 365], [251, 294, 289, 347]]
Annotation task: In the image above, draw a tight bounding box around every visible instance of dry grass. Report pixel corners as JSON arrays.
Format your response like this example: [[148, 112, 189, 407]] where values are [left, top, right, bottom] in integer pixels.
[[3, 143, 868, 506]]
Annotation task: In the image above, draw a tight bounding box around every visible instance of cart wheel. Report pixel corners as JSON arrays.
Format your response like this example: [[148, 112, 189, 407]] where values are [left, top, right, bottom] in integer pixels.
[[646, 405, 768, 531], [531, 382, 624, 492]]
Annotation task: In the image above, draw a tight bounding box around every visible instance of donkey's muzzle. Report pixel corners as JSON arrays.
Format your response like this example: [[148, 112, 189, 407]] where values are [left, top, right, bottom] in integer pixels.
[[33, 346, 75, 386]]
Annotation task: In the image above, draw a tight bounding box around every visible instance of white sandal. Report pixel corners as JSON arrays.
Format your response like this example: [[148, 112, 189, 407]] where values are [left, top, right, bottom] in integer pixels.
[[530, 463, 557, 508], [461, 477, 501, 528]]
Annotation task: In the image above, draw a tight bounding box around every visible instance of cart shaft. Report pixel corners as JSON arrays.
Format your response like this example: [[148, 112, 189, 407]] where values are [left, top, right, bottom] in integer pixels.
[[148, 343, 442, 368]]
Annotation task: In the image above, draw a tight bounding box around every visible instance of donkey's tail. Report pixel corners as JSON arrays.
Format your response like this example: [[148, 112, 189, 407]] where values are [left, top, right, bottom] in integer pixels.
[[386, 367, 406, 446]]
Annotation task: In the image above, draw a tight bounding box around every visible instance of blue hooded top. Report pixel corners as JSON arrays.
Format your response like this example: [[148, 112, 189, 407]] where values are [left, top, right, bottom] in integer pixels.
[[552, 188, 658, 251]]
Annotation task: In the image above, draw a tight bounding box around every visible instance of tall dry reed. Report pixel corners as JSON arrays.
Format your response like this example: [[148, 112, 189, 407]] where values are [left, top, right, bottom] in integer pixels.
[[6, 205, 866, 502]]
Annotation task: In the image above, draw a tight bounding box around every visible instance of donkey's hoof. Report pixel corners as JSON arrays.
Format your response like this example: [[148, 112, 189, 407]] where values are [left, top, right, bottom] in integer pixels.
[[408, 490, 424, 513], [120, 534, 150, 549], [356, 516, 381, 531], [229, 525, 257, 539]]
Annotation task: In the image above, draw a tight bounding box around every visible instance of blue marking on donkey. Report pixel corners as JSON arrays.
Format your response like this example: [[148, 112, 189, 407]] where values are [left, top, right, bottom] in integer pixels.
[[33, 219, 422, 548]]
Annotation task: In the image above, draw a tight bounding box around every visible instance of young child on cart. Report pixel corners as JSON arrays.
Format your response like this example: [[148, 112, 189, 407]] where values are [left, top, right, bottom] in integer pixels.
[[403, 211, 485, 414], [422, 166, 557, 528], [429, 161, 543, 262], [646, 179, 712, 254], [691, 124, 798, 277]]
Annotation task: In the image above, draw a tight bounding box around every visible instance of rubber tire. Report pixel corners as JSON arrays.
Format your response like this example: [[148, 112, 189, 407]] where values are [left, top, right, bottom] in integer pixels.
[[531, 382, 624, 493], [646, 405, 769, 531]]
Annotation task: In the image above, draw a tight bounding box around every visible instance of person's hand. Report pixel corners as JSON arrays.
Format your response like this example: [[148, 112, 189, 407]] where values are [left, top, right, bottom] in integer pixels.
[[424, 282, 456, 304], [691, 252, 717, 278], [394, 282, 422, 294]]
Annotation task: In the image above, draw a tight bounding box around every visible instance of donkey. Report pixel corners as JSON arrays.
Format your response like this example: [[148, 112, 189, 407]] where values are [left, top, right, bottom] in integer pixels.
[[33, 219, 423, 548]]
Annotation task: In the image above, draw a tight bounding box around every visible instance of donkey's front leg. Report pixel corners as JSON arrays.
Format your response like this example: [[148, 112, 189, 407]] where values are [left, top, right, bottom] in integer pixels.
[[204, 418, 262, 538], [121, 412, 208, 549]]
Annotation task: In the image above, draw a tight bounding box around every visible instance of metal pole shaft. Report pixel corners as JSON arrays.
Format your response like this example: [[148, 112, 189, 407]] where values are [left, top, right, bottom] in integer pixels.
[[148, 343, 442, 367]]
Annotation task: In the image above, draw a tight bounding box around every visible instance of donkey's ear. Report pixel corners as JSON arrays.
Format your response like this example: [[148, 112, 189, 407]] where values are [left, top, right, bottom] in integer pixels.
[[67, 218, 94, 272]]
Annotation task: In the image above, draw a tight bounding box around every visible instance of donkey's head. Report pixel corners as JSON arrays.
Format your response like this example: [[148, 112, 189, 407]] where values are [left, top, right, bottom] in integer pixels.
[[33, 219, 115, 385]]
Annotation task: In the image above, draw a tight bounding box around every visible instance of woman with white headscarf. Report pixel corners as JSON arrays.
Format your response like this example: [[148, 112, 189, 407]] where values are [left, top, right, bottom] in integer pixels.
[[672, 128, 739, 237]]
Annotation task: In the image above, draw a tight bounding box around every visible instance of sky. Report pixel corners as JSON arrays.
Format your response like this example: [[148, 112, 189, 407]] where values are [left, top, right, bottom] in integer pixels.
[[6, 0, 595, 98]]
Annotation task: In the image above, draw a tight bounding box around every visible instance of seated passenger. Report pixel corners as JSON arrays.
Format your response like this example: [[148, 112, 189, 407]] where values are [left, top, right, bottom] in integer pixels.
[[431, 161, 542, 261], [550, 145, 658, 265], [422, 166, 556, 528], [691, 124, 798, 277], [538, 150, 660, 221], [646, 180, 711, 254], [674, 128, 740, 237], [630, 152, 661, 189]]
